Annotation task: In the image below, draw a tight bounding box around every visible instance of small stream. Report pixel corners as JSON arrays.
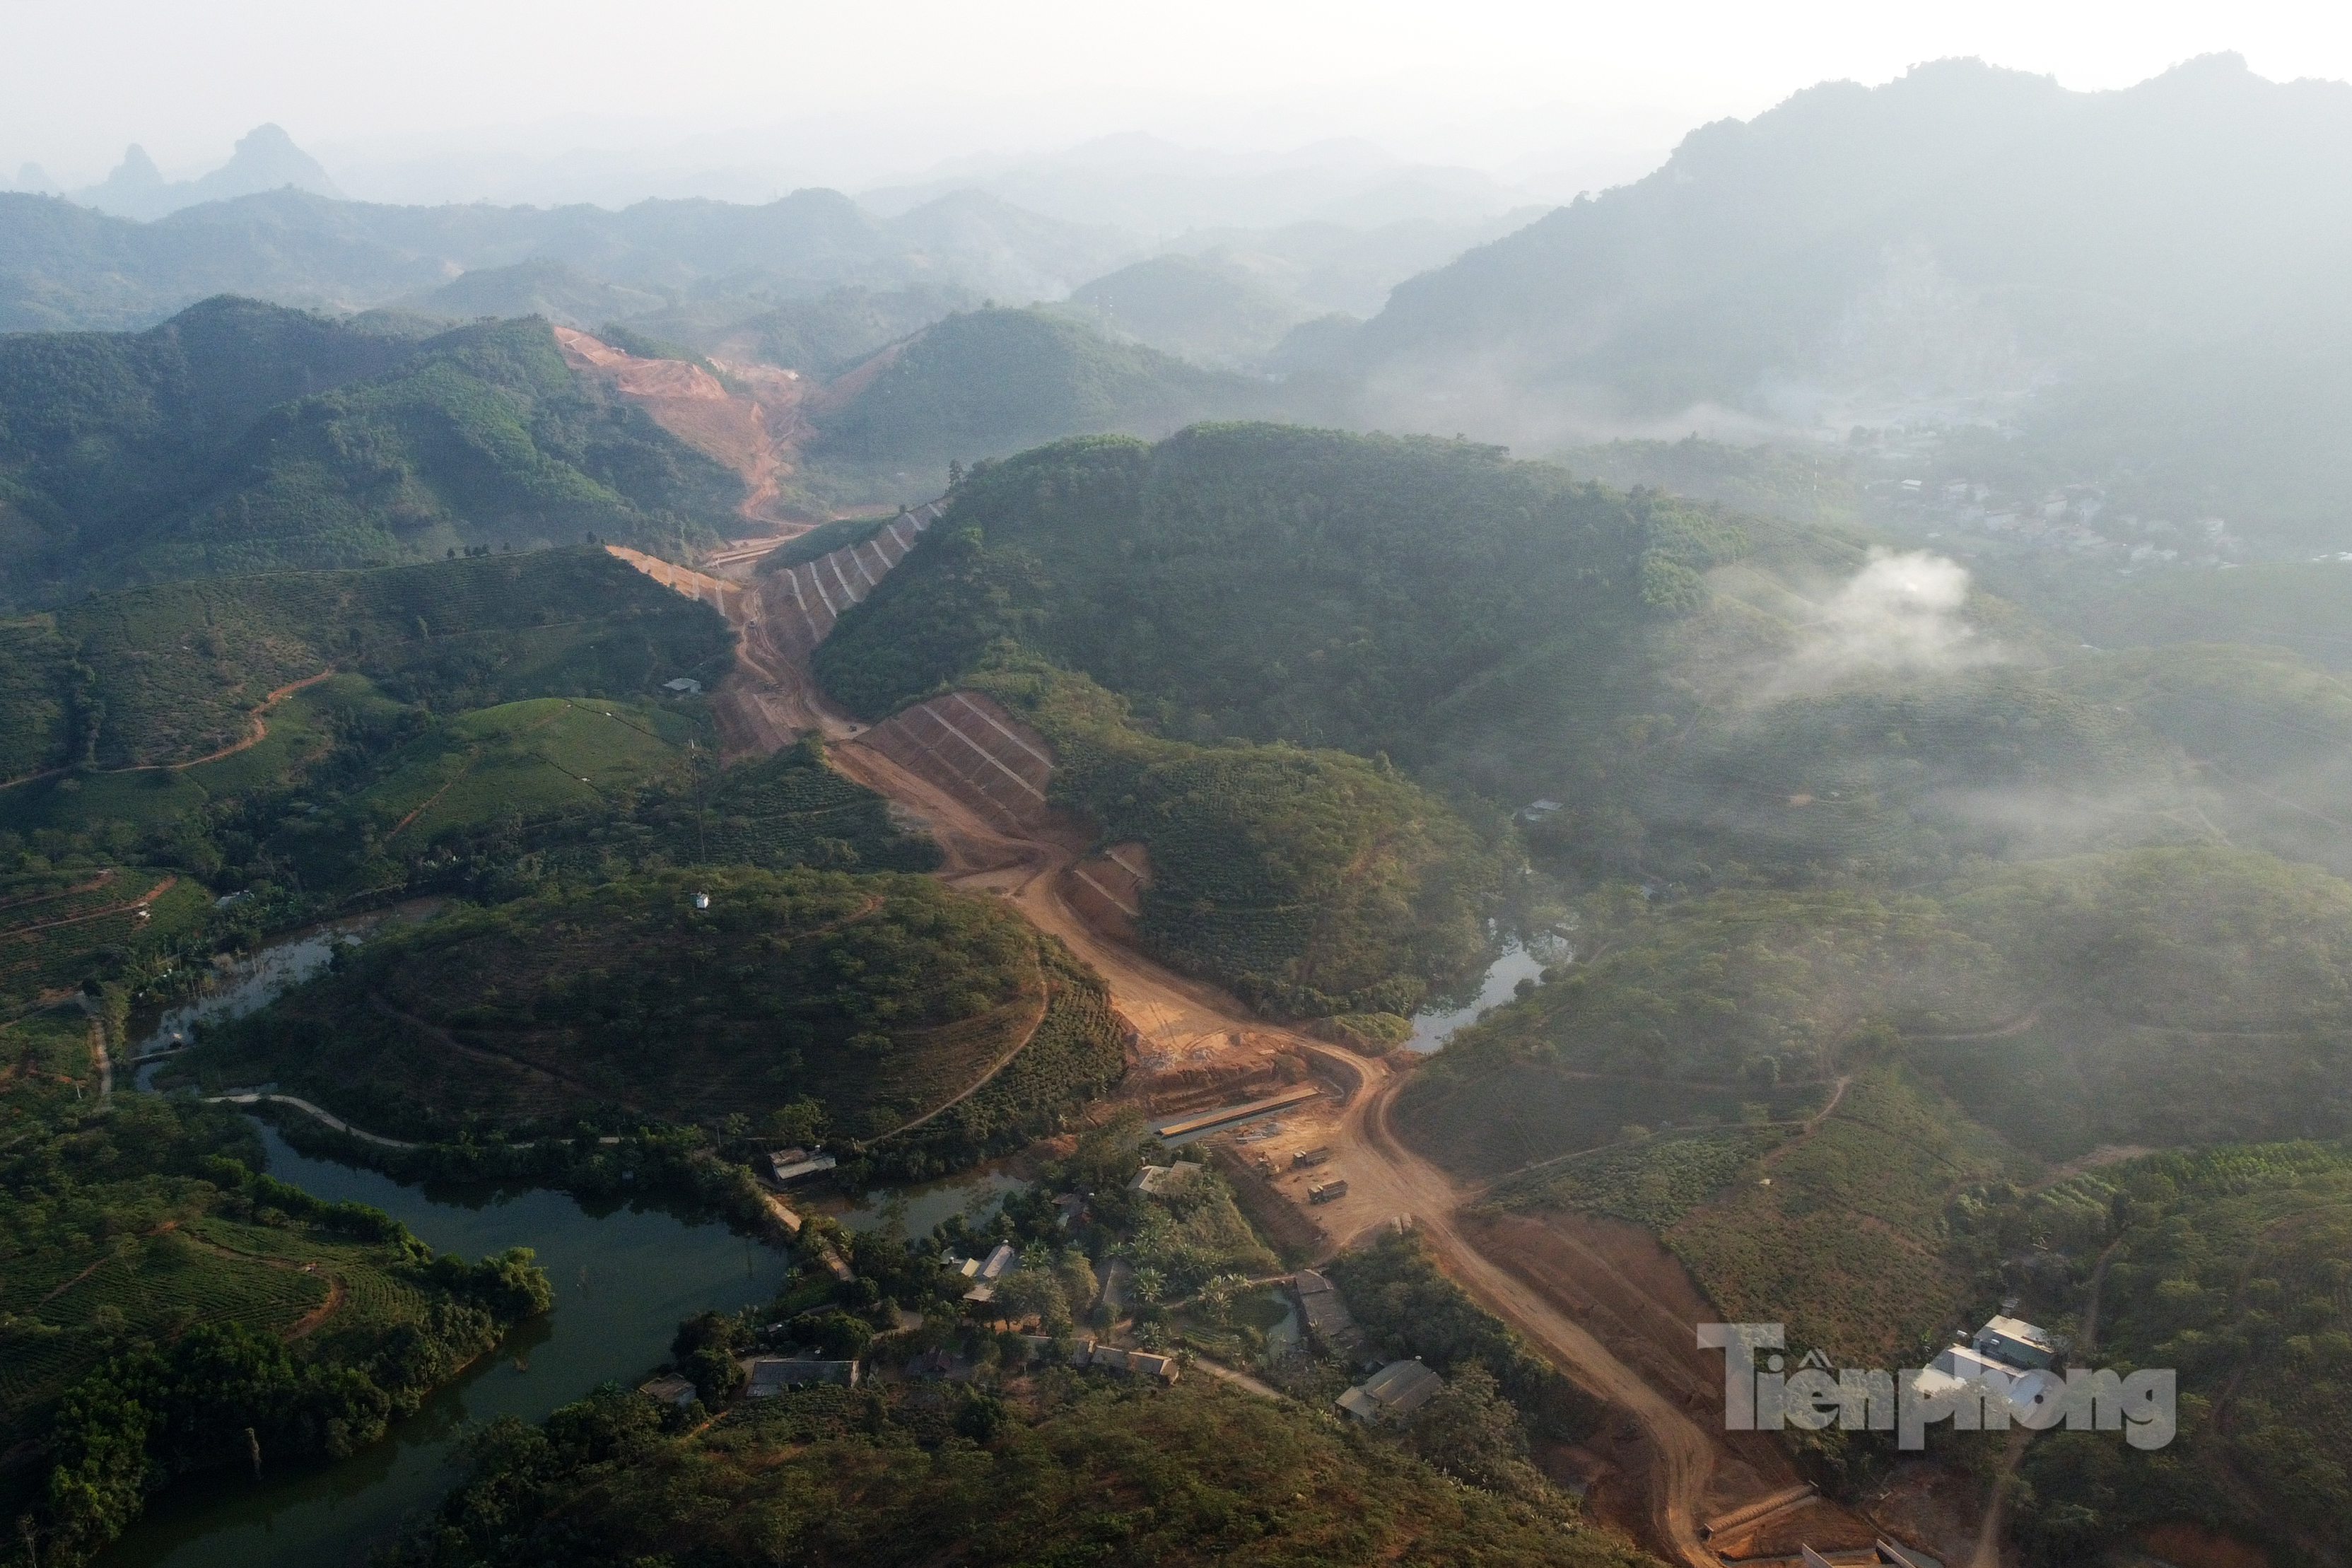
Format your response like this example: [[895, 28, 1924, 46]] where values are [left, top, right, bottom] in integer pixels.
[[1405, 940, 1556, 1054]]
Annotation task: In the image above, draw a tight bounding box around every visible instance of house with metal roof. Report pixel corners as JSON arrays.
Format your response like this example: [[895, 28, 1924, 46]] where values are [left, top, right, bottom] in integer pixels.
[[1972, 1314, 2058, 1370], [1337, 1359, 1444, 1422], [1128, 1161, 1203, 1195], [1293, 1268, 1366, 1355], [742, 1355, 860, 1395], [637, 1373, 697, 1408], [959, 1241, 1019, 1302]]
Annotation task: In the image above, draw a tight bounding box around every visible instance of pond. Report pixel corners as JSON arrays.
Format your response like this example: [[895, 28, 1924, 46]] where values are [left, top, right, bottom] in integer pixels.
[[127, 904, 438, 1090], [99, 1123, 790, 1568], [1405, 940, 1556, 1053], [813, 1164, 1029, 1236]]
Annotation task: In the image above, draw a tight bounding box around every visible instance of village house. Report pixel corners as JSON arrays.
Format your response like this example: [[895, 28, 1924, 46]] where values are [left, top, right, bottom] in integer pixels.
[[766, 1147, 838, 1184], [1907, 1313, 2062, 1420], [637, 1373, 696, 1409], [1077, 1341, 1179, 1382], [1338, 1358, 1444, 1422], [742, 1355, 860, 1396], [957, 1241, 1019, 1302], [1292, 1268, 1365, 1355], [1128, 1161, 1203, 1195]]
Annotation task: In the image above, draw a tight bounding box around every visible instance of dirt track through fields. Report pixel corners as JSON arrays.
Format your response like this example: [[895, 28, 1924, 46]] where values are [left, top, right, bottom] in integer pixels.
[[609, 529, 1834, 1568], [0, 670, 333, 790]]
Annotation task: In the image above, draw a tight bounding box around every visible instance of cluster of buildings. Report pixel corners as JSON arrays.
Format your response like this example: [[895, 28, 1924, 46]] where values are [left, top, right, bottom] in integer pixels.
[[1879, 474, 2243, 571]]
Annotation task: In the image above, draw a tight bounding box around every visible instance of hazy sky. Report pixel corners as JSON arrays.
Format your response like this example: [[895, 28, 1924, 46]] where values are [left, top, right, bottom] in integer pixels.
[[5, 0, 2348, 192]]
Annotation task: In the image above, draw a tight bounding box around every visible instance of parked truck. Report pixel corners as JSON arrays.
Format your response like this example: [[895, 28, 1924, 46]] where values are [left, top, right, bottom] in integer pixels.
[[1291, 1147, 1333, 1169], [1309, 1178, 1349, 1203]]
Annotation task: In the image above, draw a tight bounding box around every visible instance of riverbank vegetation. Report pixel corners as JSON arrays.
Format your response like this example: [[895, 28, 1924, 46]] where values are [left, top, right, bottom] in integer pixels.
[[0, 1016, 551, 1568]]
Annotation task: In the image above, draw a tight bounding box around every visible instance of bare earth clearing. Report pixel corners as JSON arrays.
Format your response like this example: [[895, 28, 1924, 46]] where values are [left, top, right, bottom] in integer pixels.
[[612, 535, 1931, 1568], [556, 327, 815, 527]]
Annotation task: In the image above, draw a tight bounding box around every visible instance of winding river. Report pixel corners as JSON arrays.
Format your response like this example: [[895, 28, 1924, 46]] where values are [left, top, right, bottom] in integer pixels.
[[98, 918, 793, 1568], [100, 1125, 789, 1568]]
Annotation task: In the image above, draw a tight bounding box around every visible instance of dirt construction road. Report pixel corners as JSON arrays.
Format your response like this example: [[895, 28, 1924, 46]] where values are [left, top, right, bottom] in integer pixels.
[[621, 547, 1734, 1567]]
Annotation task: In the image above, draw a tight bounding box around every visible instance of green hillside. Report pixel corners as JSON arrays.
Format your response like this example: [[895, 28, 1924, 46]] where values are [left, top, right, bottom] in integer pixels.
[[1406, 847, 2352, 1177], [1065, 252, 1316, 368], [2003, 1141, 2352, 1564], [1338, 59, 2352, 557], [0, 296, 427, 599], [0, 546, 732, 777], [386, 1374, 1654, 1568], [262, 717, 939, 902], [660, 282, 971, 376], [816, 426, 1684, 767], [811, 308, 1269, 472], [0, 298, 746, 604], [1554, 436, 1861, 529], [184, 867, 1123, 1170], [968, 659, 1494, 1017], [0, 548, 732, 1009]]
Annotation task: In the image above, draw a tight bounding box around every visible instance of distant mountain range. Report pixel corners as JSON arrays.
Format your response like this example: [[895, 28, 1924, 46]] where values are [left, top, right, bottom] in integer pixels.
[[1333, 54, 2352, 443], [65, 124, 346, 221], [1296, 52, 2352, 551], [0, 182, 1144, 335]]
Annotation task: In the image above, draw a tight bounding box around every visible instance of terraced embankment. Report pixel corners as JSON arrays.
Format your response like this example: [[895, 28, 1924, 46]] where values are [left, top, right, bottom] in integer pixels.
[[762, 503, 943, 653]]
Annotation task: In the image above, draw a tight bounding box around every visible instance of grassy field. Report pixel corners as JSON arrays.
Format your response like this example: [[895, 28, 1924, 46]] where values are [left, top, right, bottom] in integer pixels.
[[676, 738, 942, 873], [1485, 1125, 1792, 1230], [353, 696, 704, 847], [0, 674, 396, 842]]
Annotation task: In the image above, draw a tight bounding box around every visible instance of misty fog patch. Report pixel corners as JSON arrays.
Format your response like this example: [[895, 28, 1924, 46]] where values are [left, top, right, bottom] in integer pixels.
[[1764, 548, 2001, 696]]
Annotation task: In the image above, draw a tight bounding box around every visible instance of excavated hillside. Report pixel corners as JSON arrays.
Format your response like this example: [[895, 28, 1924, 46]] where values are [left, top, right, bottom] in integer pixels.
[[556, 325, 814, 526]]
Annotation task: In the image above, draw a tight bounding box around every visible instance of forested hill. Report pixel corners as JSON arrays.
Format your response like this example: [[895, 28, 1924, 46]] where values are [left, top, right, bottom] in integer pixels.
[[0, 297, 744, 605], [810, 425, 1738, 1017], [1356, 55, 2352, 411], [0, 545, 732, 777], [0, 185, 1130, 335], [814, 423, 1720, 766], [809, 308, 1270, 473]]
